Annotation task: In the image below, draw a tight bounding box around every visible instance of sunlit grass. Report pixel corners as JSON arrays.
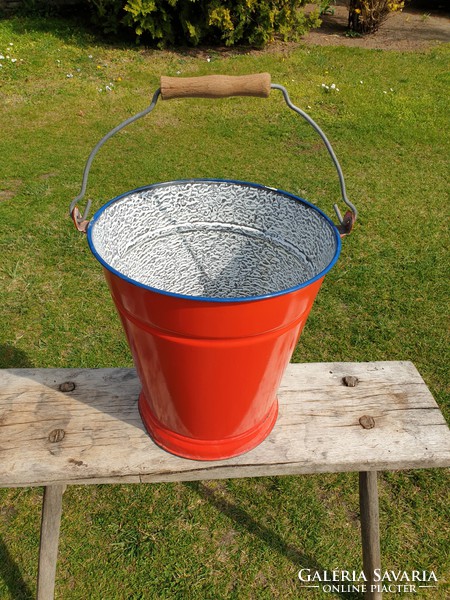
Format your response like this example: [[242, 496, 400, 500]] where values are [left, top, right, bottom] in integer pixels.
[[0, 16, 449, 600]]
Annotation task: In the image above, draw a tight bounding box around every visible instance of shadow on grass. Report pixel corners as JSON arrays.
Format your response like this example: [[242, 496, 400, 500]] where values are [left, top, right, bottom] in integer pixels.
[[185, 481, 364, 600], [4, 14, 136, 51], [0, 345, 34, 369], [2, 14, 260, 57], [0, 537, 33, 600]]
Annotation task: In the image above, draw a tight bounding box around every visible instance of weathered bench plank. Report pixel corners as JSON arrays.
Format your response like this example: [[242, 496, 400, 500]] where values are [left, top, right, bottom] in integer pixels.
[[0, 361, 449, 487]]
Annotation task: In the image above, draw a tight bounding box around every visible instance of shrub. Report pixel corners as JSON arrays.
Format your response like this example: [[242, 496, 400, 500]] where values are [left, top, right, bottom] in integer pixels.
[[86, 0, 321, 47], [87, 0, 128, 35], [348, 0, 405, 34]]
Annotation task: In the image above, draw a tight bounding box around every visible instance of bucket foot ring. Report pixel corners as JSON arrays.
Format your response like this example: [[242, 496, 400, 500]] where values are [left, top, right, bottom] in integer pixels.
[[138, 393, 278, 461]]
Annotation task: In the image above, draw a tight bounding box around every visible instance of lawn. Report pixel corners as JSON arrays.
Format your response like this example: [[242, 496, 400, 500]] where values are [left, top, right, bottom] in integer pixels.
[[0, 15, 449, 600]]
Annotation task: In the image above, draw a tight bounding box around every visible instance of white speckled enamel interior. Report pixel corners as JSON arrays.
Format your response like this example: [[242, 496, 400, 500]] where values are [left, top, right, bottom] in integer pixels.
[[89, 181, 338, 299]]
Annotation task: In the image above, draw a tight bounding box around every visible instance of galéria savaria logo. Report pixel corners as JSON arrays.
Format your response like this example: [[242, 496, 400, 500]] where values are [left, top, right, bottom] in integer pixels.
[[297, 569, 439, 594]]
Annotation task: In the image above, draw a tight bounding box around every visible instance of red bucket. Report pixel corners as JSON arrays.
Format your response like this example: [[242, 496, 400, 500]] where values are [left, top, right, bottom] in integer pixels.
[[70, 75, 356, 460]]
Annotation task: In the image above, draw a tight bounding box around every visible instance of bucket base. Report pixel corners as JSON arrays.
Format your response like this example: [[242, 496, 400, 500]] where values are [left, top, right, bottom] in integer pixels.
[[138, 393, 278, 461]]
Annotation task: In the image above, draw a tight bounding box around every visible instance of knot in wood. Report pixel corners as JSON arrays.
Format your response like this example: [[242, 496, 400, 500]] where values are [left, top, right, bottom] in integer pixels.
[[48, 429, 65, 443], [359, 415, 375, 430], [343, 375, 359, 387], [59, 381, 76, 392]]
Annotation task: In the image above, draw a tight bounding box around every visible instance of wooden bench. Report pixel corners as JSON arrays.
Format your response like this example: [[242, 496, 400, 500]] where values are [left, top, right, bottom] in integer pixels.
[[1, 361, 449, 599]]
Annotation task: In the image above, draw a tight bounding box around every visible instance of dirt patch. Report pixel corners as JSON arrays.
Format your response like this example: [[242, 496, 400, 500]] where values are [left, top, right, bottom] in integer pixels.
[[39, 172, 58, 180], [303, 1, 450, 51], [0, 190, 15, 202], [0, 179, 23, 202]]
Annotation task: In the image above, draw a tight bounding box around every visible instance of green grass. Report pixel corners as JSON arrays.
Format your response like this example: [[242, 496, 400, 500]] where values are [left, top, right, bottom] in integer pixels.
[[1, 15, 449, 600]]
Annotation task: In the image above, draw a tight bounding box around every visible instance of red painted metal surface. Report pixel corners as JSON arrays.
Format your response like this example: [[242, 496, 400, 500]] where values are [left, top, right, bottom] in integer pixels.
[[104, 269, 324, 460]]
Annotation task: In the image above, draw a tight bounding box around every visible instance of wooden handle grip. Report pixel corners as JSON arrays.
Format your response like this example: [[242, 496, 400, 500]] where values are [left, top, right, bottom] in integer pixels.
[[160, 73, 271, 100]]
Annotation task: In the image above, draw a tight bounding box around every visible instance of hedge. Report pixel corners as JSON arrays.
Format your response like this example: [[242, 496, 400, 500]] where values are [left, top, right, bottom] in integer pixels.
[[86, 0, 321, 47]]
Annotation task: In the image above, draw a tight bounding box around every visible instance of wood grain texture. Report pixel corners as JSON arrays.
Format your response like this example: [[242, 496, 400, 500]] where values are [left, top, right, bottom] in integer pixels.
[[160, 73, 271, 100], [36, 485, 66, 600], [0, 362, 449, 487], [359, 472, 382, 600]]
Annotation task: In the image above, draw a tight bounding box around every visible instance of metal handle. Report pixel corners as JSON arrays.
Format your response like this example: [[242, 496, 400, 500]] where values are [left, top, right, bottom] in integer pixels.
[[70, 78, 357, 234], [271, 83, 357, 234], [70, 88, 161, 231]]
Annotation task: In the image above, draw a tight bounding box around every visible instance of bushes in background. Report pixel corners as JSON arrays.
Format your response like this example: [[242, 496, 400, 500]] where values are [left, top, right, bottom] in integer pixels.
[[348, 0, 405, 34], [86, 0, 321, 47]]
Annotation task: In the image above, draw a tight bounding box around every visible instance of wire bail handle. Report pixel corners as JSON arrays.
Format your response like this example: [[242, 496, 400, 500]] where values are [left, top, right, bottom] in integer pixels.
[[70, 74, 357, 235]]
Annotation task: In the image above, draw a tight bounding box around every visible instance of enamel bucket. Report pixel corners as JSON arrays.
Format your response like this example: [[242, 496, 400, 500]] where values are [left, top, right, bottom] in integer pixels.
[[70, 74, 357, 460]]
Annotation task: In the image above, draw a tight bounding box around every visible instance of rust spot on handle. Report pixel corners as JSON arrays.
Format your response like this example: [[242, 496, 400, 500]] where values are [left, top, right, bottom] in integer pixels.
[[338, 210, 356, 237], [71, 206, 89, 233]]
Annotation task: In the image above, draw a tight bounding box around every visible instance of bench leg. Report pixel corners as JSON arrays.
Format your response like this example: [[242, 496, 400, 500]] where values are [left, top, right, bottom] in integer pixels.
[[36, 485, 66, 600], [359, 471, 382, 599]]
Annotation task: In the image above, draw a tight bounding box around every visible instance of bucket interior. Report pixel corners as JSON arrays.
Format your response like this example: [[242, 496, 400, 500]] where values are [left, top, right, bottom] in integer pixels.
[[89, 180, 339, 300]]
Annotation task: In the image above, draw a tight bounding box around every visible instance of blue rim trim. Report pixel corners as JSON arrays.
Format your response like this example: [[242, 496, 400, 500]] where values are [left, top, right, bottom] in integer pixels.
[[86, 178, 342, 304]]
